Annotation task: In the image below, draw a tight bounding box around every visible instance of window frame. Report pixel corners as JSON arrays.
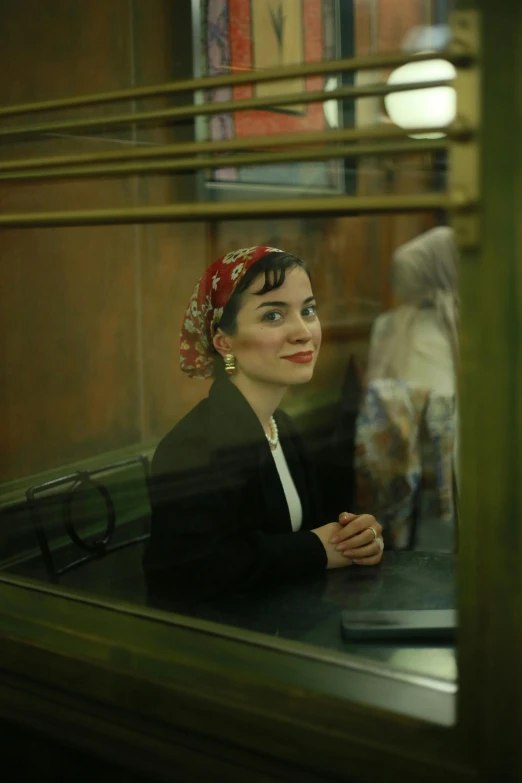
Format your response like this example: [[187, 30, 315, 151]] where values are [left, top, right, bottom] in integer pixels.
[[1, 3, 520, 781]]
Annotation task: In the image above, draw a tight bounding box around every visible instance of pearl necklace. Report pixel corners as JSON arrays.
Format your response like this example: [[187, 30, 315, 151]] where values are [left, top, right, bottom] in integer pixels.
[[265, 416, 279, 448]]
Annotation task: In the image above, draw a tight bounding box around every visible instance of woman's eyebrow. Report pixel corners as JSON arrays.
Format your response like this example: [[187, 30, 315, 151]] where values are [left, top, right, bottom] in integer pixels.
[[256, 295, 316, 310], [256, 300, 286, 309]]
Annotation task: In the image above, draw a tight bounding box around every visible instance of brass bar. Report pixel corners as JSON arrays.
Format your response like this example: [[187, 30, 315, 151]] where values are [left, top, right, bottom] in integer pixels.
[[0, 49, 474, 120], [0, 140, 448, 183], [0, 193, 472, 229], [450, 10, 481, 248], [0, 79, 451, 142], [0, 123, 472, 174]]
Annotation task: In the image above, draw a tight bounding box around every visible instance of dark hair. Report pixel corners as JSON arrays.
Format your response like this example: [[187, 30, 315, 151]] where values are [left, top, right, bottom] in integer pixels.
[[218, 251, 310, 336], [212, 251, 310, 378]]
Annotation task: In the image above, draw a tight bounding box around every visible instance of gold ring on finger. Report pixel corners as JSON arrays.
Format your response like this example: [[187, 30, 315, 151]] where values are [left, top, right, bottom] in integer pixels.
[[368, 526, 378, 541]]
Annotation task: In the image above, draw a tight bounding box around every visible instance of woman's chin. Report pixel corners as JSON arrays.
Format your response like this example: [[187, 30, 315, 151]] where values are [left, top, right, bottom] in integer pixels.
[[281, 364, 315, 385]]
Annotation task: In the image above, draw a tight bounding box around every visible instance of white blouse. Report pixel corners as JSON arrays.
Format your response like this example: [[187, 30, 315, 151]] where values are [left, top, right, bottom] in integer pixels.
[[270, 441, 303, 532], [369, 308, 455, 395]]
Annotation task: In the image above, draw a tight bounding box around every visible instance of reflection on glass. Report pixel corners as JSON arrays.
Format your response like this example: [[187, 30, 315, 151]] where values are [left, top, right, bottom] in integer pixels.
[[359, 227, 458, 552], [200, 0, 343, 193], [0, 0, 459, 694], [385, 58, 457, 139]]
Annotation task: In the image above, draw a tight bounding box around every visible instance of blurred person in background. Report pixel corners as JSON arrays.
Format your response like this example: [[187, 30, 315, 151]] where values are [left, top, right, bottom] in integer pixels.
[[356, 227, 459, 551], [367, 226, 458, 394]]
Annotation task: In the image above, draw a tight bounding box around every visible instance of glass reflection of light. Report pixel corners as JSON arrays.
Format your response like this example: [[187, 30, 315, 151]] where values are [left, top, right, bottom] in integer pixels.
[[385, 57, 457, 139]]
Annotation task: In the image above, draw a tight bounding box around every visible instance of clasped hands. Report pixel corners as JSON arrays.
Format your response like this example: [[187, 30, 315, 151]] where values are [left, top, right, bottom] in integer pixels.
[[312, 512, 384, 570]]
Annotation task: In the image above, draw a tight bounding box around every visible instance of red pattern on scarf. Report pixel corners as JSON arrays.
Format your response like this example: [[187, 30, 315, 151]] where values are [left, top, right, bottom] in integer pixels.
[[179, 246, 284, 379]]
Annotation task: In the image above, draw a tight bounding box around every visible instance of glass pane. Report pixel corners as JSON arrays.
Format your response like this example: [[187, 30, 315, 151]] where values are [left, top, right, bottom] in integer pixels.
[[0, 0, 459, 715]]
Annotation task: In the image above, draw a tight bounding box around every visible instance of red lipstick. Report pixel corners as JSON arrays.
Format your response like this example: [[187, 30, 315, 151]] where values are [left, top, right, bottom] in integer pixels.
[[282, 351, 314, 364]]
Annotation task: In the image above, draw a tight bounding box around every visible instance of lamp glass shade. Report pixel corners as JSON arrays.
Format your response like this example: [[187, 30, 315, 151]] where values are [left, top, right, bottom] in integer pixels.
[[384, 58, 457, 139]]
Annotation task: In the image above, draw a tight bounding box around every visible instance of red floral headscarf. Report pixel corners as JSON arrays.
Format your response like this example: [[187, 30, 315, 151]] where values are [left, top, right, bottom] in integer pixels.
[[180, 246, 285, 379]]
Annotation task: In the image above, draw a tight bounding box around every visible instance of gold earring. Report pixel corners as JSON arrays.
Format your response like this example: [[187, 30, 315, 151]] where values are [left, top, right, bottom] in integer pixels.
[[224, 353, 236, 375]]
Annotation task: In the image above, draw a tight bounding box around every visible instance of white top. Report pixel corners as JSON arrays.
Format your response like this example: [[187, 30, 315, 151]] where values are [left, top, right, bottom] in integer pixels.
[[369, 309, 455, 395], [270, 441, 303, 532], [403, 310, 455, 395], [371, 309, 459, 482]]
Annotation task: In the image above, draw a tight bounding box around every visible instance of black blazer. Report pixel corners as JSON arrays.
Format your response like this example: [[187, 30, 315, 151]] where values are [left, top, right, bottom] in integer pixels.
[[143, 378, 352, 607]]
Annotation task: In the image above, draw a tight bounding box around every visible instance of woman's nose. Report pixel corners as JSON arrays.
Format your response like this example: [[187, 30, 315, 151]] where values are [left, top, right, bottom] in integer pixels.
[[288, 315, 312, 342]]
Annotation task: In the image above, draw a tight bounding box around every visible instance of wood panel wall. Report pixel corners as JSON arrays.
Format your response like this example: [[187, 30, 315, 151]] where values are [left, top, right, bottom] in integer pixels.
[[0, 0, 208, 482], [0, 0, 442, 484]]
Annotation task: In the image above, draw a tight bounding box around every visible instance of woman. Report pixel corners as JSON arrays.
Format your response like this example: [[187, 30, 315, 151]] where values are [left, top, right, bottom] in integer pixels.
[[358, 227, 459, 550], [367, 226, 458, 394], [143, 246, 383, 607]]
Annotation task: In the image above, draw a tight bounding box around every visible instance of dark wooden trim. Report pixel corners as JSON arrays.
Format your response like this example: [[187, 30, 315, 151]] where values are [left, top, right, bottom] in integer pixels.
[[0, 575, 474, 783], [455, 3, 522, 781], [0, 672, 334, 783]]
